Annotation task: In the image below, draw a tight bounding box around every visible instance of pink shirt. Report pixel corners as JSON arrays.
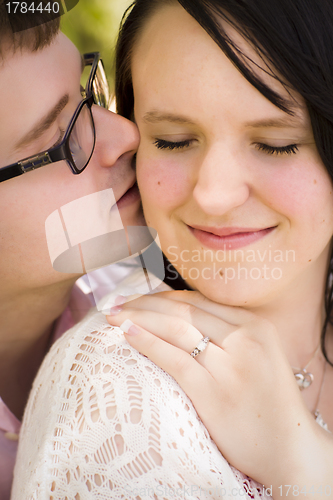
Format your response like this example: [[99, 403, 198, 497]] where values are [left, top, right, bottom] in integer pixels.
[[0, 286, 93, 500]]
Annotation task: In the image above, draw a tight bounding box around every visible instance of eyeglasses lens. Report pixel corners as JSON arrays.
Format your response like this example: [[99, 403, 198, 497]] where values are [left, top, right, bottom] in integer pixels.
[[69, 103, 95, 172], [92, 61, 110, 109], [69, 57, 109, 172]]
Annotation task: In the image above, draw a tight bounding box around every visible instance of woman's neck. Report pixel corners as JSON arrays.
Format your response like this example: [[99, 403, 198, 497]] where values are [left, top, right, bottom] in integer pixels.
[[248, 272, 326, 368]]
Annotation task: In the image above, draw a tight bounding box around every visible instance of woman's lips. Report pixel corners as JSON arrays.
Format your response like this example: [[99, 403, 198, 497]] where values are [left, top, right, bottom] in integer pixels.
[[116, 182, 141, 208], [188, 225, 276, 250]]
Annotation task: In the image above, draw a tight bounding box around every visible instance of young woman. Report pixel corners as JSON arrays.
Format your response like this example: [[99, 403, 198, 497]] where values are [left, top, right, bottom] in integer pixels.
[[12, 0, 333, 498]]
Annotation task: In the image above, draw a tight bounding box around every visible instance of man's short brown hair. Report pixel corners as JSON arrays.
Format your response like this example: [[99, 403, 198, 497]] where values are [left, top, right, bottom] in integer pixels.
[[0, 1, 60, 57]]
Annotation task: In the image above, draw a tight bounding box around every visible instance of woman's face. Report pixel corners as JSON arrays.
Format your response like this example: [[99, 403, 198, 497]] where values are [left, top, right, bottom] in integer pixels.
[[132, 3, 333, 307]]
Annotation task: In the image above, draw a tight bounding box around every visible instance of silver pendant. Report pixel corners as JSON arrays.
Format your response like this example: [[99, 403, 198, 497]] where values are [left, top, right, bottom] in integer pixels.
[[294, 369, 314, 390], [314, 410, 330, 432]]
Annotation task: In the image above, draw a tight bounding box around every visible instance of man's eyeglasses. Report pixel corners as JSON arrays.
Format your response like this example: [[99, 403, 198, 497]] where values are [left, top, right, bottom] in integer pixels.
[[0, 52, 110, 183]]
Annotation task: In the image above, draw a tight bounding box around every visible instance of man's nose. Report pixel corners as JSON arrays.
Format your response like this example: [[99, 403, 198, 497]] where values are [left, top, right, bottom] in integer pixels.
[[193, 144, 250, 216], [91, 105, 139, 167]]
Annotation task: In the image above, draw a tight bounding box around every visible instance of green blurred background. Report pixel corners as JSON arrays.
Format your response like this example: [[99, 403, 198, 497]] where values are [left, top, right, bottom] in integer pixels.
[[61, 0, 132, 95]]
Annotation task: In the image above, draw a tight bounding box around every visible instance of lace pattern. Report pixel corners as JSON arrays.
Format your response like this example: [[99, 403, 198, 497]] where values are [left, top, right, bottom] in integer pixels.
[[12, 311, 270, 499]]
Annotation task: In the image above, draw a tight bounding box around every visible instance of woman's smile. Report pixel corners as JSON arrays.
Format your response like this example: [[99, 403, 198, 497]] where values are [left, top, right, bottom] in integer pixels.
[[187, 225, 277, 251]]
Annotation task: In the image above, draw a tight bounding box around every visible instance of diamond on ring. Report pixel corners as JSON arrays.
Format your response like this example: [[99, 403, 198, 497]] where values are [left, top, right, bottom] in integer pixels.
[[190, 336, 210, 358]]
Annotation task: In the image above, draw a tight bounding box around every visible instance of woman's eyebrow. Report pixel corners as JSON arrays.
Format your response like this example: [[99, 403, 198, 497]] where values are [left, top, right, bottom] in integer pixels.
[[244, 116, 305, 129], [14, 94, 69, 151], [143, 111, 196, 125], [142, 112, 304, 129]]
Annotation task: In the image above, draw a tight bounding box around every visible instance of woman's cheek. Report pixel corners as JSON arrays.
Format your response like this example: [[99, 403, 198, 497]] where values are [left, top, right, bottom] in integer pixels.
[[258, 157, 332, 225], [137, 155, 192, 210]]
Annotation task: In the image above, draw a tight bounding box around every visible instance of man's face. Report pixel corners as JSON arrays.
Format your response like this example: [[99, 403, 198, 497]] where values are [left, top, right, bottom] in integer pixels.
[[0, 33, 143, 297]]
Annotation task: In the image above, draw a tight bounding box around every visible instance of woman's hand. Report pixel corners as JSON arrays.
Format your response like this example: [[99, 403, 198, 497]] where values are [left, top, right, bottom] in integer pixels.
[[106, 291, 332, 497]]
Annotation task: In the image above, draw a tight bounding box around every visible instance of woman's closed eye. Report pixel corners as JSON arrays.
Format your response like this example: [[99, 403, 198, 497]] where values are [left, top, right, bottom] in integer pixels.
[[153, 138, 194, 151], [255, 143, 299, 156], [153, 138, 299, 155], [153, 137, 300, 158]]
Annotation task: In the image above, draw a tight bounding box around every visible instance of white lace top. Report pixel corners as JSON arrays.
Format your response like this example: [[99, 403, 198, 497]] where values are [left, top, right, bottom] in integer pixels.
[[11, 309, 270, 500]]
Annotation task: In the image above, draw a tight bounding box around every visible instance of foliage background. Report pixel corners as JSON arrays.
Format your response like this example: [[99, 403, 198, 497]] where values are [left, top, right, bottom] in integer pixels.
[[61, 0, 132, 94]]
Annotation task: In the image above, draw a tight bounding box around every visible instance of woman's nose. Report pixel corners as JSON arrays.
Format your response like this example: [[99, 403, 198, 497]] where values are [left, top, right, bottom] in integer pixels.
[[91, 105, 140, 168], [193, 145, 250, 216]]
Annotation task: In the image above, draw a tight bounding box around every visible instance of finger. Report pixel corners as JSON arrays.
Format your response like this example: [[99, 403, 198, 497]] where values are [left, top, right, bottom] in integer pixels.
[[108, 307, 207, 351], [124, 290, 255, 326], [107, 305, 235, 348], [107, 307, 228, 374], [119, 294, 236, 343], [120, 320, 225, 419]]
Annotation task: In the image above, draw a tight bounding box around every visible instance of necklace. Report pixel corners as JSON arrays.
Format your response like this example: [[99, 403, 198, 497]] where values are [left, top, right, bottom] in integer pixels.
[[313, 361, 330, 432], [292, 343, 330, 432], [292, 343, 321, 390]]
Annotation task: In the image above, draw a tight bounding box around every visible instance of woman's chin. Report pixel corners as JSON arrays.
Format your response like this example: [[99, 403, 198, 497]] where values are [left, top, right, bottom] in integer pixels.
[[181, 276, 268, 308]]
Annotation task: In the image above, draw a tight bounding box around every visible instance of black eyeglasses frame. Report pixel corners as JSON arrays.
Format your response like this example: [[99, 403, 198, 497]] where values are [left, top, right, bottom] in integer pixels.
[[0, 52, 106, 183]]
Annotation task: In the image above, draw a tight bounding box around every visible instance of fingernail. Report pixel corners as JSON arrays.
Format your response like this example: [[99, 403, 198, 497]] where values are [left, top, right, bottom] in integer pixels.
[[115, 295, 126, 306], [120, 319, 141, 336], [108, 306, 123, 316]]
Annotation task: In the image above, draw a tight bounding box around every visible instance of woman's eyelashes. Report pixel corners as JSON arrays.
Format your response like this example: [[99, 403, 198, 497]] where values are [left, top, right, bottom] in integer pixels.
[[153, 138, 299, 156], [255, 143, 299, 156], [153, 138, 193, 150]]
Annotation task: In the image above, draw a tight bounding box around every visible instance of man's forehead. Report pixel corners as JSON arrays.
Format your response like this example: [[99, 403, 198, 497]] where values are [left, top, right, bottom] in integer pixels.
[[0, 33, 81, 164], [0, 32, 79, 68]]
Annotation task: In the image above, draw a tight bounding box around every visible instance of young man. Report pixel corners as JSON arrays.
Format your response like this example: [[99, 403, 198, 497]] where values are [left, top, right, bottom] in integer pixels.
[[0, 9, 143, 498]]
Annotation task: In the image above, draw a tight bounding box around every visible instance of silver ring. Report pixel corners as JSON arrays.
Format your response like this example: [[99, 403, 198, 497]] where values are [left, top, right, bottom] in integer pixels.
[[190, 336, 210, 358]]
